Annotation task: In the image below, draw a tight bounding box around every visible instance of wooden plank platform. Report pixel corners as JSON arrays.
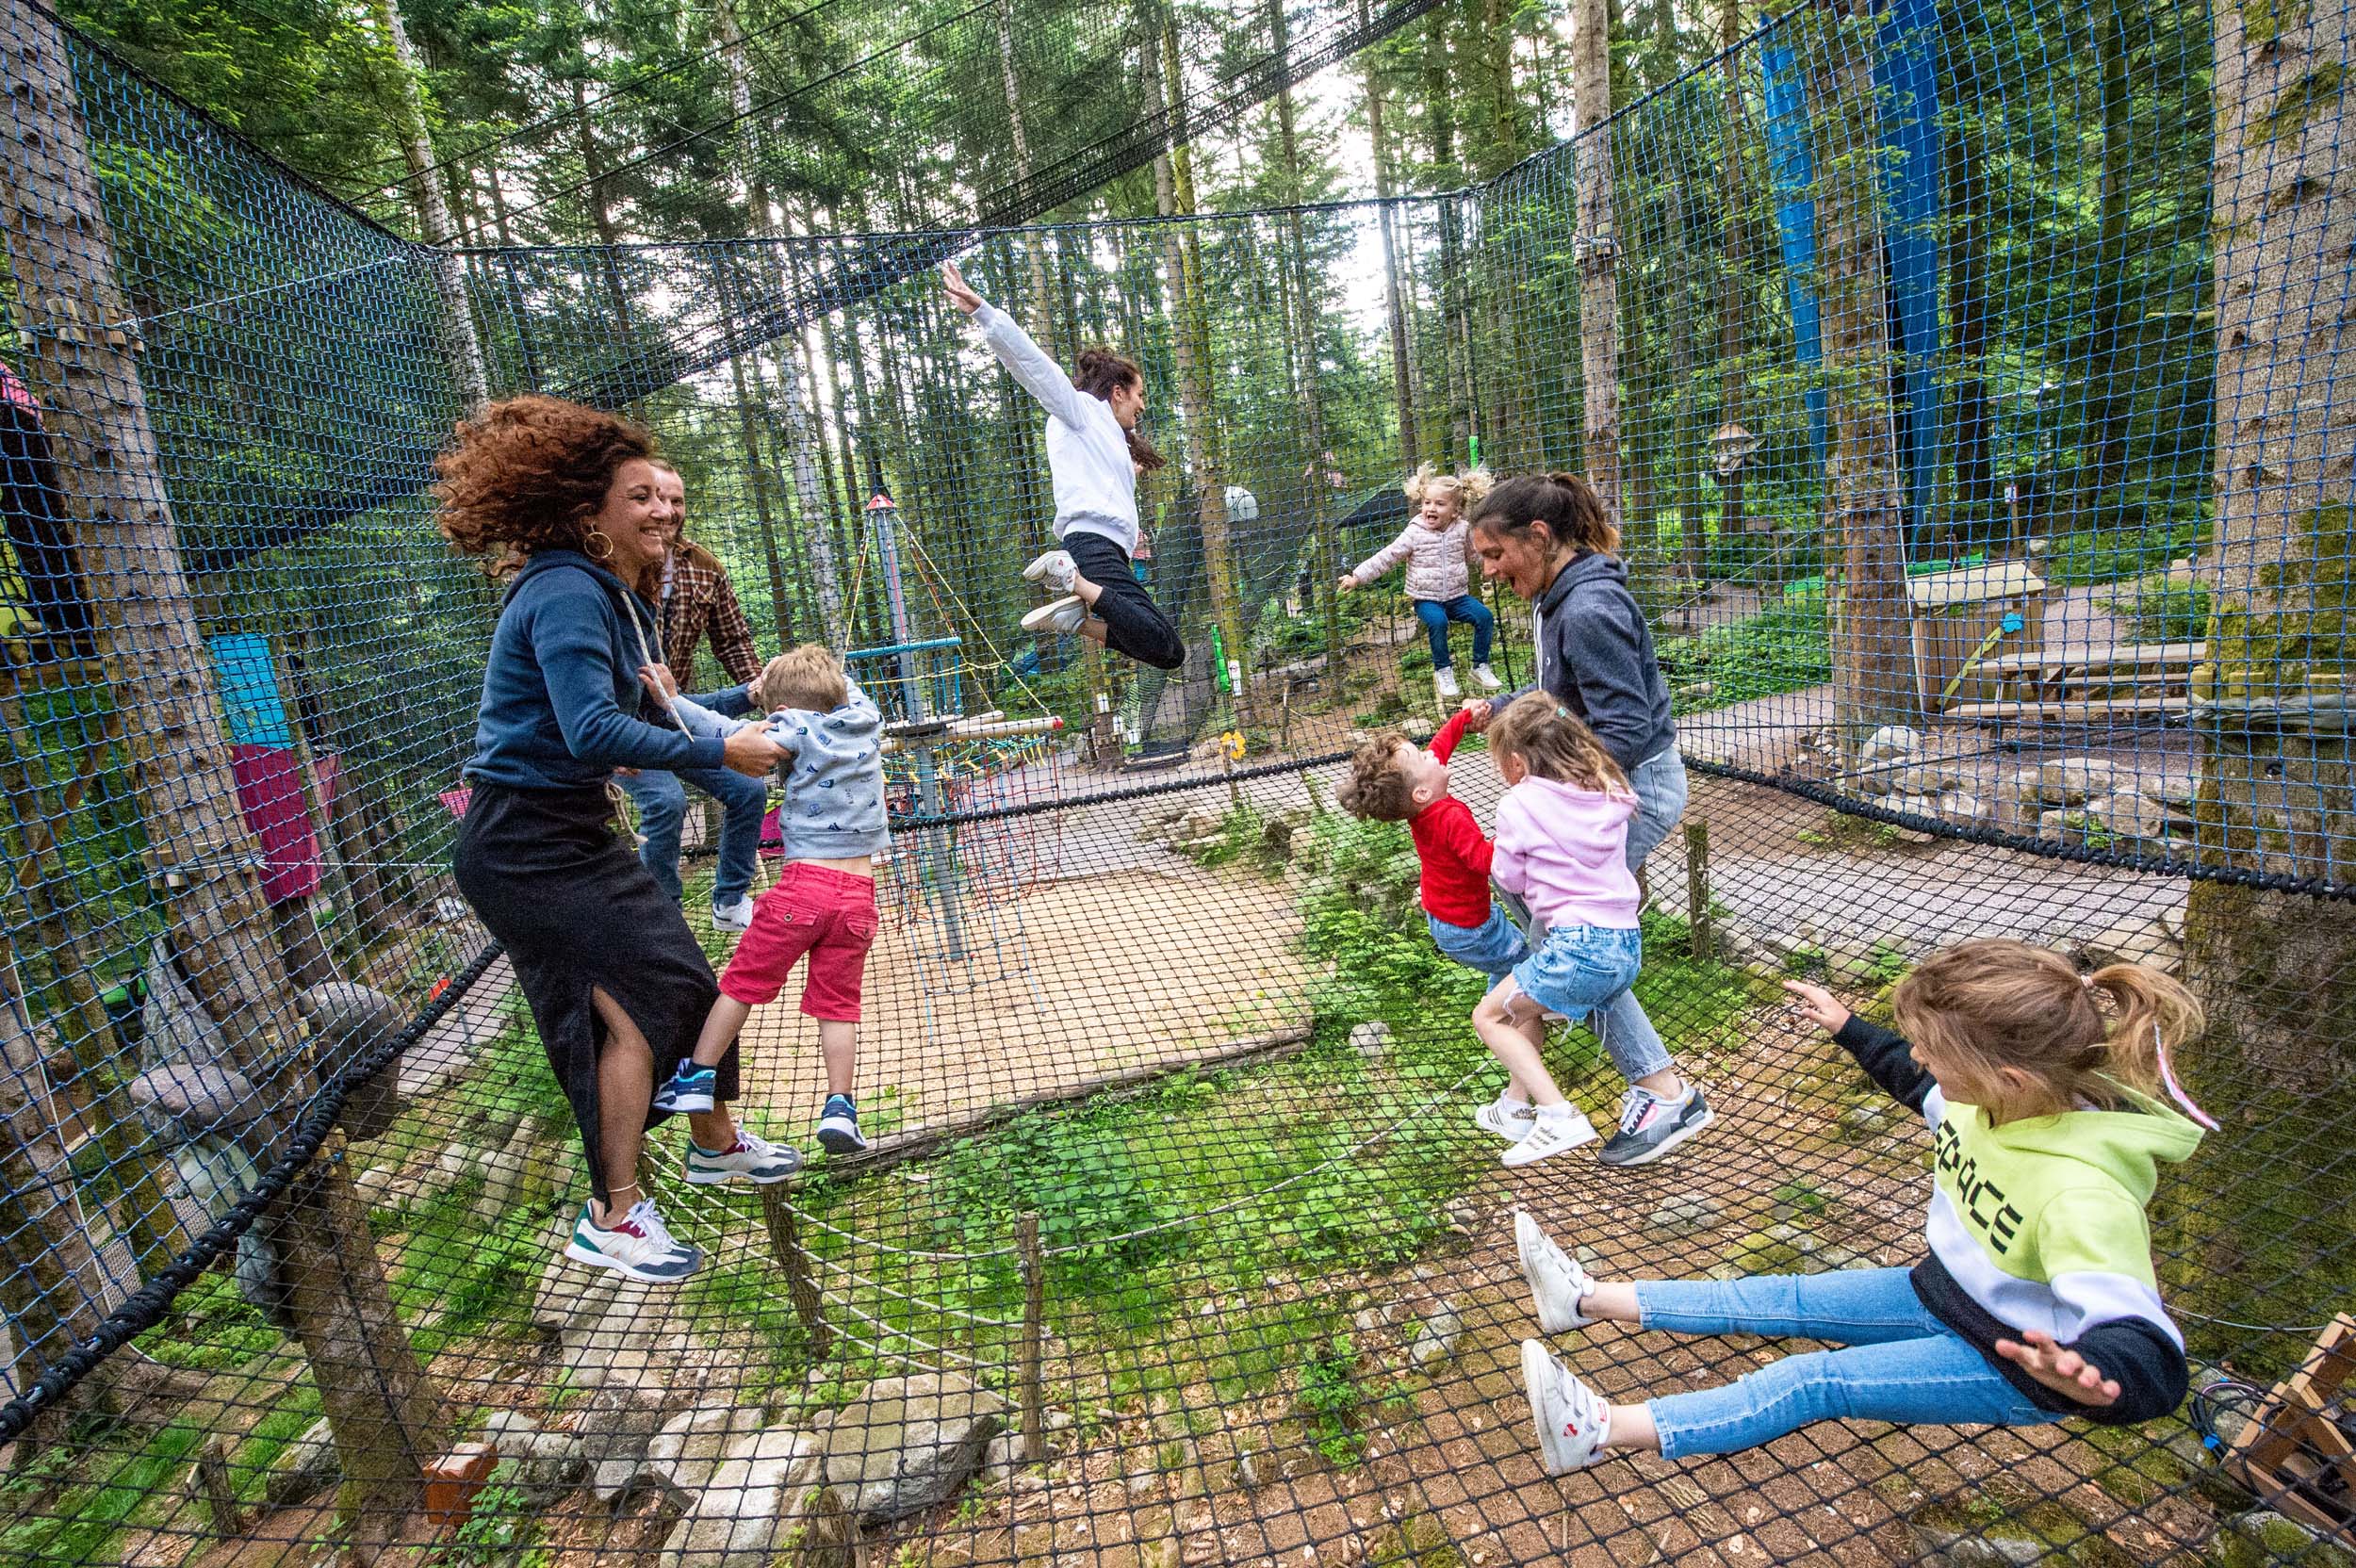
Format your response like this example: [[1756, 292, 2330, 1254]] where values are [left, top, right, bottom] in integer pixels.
[[1973, 640, 2205, 677], [1948, 695, 2197, 723]]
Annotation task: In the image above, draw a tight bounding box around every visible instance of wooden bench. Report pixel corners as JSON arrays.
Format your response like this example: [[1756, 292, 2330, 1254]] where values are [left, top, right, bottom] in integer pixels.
[[1945, 639, 2205, 723]]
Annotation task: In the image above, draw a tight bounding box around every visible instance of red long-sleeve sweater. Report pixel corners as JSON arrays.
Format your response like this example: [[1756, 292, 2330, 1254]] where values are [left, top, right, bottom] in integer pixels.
[[1409, 710, 1495, 927]]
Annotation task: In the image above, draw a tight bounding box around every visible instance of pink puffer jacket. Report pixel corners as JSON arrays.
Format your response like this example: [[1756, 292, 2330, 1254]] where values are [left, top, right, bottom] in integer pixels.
[[1351, 517, 1475, 602]]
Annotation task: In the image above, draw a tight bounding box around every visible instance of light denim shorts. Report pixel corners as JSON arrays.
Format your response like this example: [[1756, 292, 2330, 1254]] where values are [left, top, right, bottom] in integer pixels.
[[1511, 923, 1643, 1018]]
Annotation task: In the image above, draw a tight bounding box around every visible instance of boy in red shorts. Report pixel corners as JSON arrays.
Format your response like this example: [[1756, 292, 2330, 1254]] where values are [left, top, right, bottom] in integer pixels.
[[650, 644, 889, 1165]]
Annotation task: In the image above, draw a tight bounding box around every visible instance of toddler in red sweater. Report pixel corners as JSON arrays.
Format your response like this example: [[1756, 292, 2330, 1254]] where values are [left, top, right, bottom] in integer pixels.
[[1338, 710, 1547, 1140]]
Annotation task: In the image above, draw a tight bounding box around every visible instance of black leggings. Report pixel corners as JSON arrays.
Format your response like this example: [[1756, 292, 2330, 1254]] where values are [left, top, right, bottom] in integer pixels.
[[0, 402, 96, 657], [1066, 530, 1185, 670]]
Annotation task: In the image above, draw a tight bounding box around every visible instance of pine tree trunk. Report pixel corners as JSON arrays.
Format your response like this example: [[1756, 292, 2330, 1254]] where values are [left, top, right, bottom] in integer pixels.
[[1427, 14, 1474, 459], [998, 0, 1056, 348], [1807, 0, 1917, 742], [2182, 0, 2356, 1078], [1569, 0, 1621, 519], [0, 9, 446, 1548], [1359, 6, 1417, 469], [1717, 0, 1750, 554], [2086, 0, 2135, 530], [570, 76, 634, 334], [1268, 0, 1337, 663], [365, 0, 487, 409]]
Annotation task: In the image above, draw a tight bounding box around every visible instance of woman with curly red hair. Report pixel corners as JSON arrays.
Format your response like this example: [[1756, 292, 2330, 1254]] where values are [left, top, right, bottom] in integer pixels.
[[442, 396, 788, 1283]]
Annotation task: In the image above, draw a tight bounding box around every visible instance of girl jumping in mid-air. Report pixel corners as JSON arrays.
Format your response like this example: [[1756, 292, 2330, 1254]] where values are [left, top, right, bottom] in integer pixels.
[[941, 261, 1185, 670], [1338, 464, 1499, 701], [1514, 939, 2212, 1473], [1474, 694, 1711, 1169]]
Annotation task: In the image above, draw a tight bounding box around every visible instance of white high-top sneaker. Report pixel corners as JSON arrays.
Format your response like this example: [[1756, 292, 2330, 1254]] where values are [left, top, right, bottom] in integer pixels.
[[1434, 667, 1462, 700], [1472, 663, 1503, 690]]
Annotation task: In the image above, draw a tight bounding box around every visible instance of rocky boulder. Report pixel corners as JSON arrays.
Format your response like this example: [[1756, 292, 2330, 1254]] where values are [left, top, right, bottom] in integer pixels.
[[2073, 917, 2184, 976], [795, 1373, 1007, 1527], [660, 1426, 821, 1568]]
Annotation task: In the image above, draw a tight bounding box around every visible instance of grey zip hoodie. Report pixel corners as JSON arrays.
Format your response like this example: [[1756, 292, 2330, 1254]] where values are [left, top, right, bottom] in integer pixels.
[[1504, 552, 1676, 774], [671, 679, 889, 858]]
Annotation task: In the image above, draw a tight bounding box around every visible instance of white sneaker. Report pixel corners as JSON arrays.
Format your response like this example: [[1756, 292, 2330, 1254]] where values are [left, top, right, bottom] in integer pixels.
[[1500, 1106, 1598, 1168], [1522, 1340, 1612, 1475], [711, 896, 754, 933], [1514, 1208, 1597, 1333], [1023, 549, 1078, 594], [1473, 663, 1503, 691], [684, 1130, 802, 1184], [1433, 667, 1461, 700], [1475, 1098, 1538, 1141], [1022, 595, 1088, 635], [564, 1199, 698, 1282]]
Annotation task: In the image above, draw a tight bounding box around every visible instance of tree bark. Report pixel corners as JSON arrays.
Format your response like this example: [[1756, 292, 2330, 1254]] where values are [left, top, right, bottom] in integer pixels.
[[1268, 0, 1338, 662], [0, 8, 446, 1549], [1569, 0, 1622, 520], [999, 0, 1057, 350], [364, 0, 487, 411], [1717, 0, 1750, 552], [1359, 5, 1417, 469], [2182, 0, 2356, 1079], [2086, 0, 2135, 530], [1943, 43, 1993, 547], [1807, 0, 1917, 741], [570, 76, 634, 333], [1426, 13, 1474, 459]]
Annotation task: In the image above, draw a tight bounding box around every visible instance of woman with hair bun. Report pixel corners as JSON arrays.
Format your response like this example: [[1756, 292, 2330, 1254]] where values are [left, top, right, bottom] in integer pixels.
[[440, 396, 793, 1285], [941, 260, 1186, 671]]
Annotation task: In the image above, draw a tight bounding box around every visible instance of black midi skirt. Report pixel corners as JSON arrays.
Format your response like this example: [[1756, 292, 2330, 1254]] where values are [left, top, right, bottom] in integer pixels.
[[452, 780, 737, 1204]]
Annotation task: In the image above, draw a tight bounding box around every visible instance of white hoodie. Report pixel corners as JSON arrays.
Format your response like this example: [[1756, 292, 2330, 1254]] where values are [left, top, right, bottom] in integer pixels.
[[974, 303, 1139, 555]]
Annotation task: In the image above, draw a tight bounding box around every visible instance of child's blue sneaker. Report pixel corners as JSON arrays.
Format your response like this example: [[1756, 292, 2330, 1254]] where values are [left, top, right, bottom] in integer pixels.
[[652, 1061, 717, 1114], [816, 1094, 868, 1154]]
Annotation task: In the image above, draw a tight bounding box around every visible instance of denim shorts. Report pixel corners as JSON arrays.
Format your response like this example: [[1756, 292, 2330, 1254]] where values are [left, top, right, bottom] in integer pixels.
[[1511, 923, 1642, 1018], [1429, 905, 1530, 981]]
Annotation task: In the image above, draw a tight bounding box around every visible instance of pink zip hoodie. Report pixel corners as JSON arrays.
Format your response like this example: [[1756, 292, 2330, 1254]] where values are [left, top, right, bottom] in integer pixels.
[[1491, 776, 1642, 931]]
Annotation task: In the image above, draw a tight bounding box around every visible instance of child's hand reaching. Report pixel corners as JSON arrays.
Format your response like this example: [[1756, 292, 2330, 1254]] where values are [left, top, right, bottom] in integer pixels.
[[1335, 572, 1359, 593], [1993, 1331, 2122, 1408], [1780, 979, 1852, 1035], [638, 662, 679, 705]]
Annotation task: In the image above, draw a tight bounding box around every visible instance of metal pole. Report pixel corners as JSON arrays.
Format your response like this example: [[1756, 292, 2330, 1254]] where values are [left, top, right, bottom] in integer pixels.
[[868, 482, 964, 959]]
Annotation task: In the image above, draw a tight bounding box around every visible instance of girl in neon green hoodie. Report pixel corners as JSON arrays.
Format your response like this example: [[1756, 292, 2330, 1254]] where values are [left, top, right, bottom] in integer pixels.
[[1512, 939, 2211, 1473]]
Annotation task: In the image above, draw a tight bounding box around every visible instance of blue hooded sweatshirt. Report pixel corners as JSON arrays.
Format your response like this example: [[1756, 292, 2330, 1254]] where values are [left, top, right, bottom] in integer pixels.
[[463, 550, 728, 790]]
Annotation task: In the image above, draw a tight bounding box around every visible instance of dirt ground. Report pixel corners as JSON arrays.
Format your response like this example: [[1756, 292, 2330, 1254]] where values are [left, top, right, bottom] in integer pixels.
[[735, 865, 1309, 1145]]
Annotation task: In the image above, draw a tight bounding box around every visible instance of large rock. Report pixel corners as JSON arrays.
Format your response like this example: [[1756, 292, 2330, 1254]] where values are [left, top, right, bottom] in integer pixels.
[[2032, 756, 2123, 806], [646, 1405, 774, 1494], [126, 1062, 259, 1139], [2095, 787, 2171, 843], [1646, 1194, 1723, 1238], [2212, 1510, 2356, 1568], [2074, 918, 2184, 976], [798, 1373, 1007, 1527], [576, 1380, 677, 1503], [1860, 725, 1921, 763], [482, 1410, 588, 1494], [660, 1427, 821, 1568], [264, 1418, 338, 1507], [1857, 762, 1959, 798]]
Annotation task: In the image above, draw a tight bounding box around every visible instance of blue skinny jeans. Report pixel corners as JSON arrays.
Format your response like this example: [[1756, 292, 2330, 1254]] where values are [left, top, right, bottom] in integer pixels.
[[1414, 595, 1494, 671]]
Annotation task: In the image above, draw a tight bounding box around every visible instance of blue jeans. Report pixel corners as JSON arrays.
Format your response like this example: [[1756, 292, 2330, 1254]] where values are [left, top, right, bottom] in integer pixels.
[[1636, 1267, 2058, 1459], [1413, 596, 1494, 671], [1511, 923, 1663, 1079], [619, 765, 767, 906], [1582, 745, 1690, 1082], [1430, 905, 1530, 984]]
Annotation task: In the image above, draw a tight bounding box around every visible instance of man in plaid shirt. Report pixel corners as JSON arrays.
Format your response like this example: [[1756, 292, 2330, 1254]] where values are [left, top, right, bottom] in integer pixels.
[[622, 463, 771, 931]]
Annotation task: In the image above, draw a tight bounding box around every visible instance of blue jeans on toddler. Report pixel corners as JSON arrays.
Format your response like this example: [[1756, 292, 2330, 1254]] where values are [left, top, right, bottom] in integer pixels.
[[1414, 596, 1494, 671], [619, 765, 767, 906], [1429, 904, 1530, 984], [1635, 1267, 2058, 1459], [1510, 923, 1666, 1080]]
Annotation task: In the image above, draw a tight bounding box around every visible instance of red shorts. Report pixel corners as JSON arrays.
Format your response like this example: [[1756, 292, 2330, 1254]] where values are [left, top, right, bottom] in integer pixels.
[[718, 864, 879, 1021]]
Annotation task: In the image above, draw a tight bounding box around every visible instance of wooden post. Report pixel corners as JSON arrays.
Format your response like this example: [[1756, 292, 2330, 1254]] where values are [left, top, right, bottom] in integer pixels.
[[760, 1186, 831, 1361], [197, 1434, 242, 1536], [1017, 1211, 1045, 1462], [1, 11, 447, 1549], [1569, 0, 1621, 522], [1683, 820, 1713, 962]]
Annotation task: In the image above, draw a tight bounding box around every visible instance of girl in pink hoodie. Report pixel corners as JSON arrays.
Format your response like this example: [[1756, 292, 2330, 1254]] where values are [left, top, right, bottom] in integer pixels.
[[1474, 695, 1712, 1169]]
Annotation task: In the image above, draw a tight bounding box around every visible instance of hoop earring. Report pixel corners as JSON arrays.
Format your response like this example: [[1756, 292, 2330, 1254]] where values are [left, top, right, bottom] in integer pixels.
[[582, 528, 615, 562]]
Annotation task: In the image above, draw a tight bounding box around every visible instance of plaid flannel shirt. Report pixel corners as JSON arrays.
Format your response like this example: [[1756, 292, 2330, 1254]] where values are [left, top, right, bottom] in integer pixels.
[[661, 541, 761, 692]]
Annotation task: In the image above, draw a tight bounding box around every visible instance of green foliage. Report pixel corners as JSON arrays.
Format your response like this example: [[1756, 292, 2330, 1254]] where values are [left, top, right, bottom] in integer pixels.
[[0, 1416, 205, 1566], [2113, 583, 2211, 645], [2039, 520, 2209, 587], [1296, 1333, 1370, 1465], [1658, 586, 1833, 710], [428, 1481, 548, 1568], [932, 1109, 1183, 1291]]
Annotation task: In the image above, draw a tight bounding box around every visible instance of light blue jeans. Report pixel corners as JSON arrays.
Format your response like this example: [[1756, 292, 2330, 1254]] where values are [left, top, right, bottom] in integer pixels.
[[1583, 745, 1689, 1082], [1430, 904, 1530, 984], [619, 765, 767, 906], [1636, 1267, 2058, 1459]]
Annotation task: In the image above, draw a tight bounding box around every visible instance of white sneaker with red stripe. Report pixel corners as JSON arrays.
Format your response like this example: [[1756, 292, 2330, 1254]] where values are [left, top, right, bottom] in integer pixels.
[[684, 1130, 802, 1184], [1522, 1340, 1612, 1475], [1514, 1208, 1597, 1334], [563, 1199, 698, 1282]]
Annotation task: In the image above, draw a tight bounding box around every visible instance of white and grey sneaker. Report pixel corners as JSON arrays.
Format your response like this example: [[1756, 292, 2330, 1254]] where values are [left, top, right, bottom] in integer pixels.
[[1522, 1340, 1612, 1475], [1500, 1106, 1598, 1168], [684, 1130, 802, 1185], [1475, 1097, 1538, 1142], [1433, 666, 1462, 700], [1514, 1208, 1598, 1334], [1472, 662, 1503, 691], [1596, 1084, 1713, 1168], [1022, 595, 1088, 635], [711, 896, 755, 933], [1023, 549, 1078, 594], [564, 1199, 698, 1282]]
